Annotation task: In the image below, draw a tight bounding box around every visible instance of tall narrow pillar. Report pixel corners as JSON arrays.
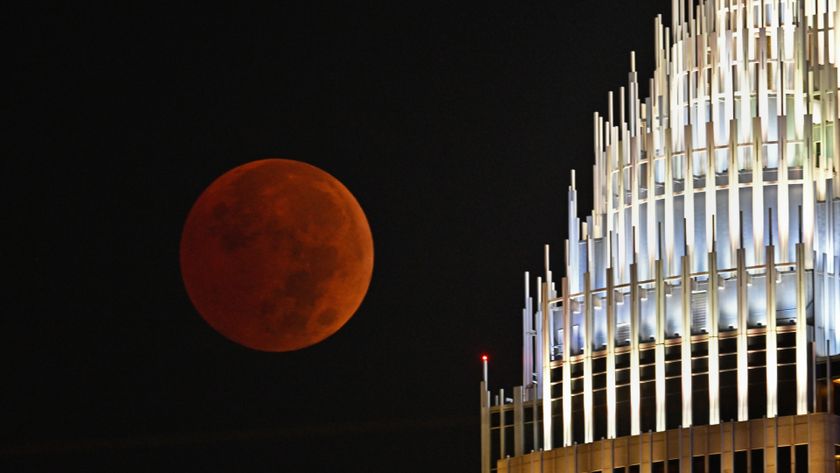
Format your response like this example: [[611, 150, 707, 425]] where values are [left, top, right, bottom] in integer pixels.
[[541, 280, 552, 449], [708, 248, 721, 425], [630, 262, 642, 435], [480, 381, 490, 473], [766, 243, 778, 418], [655, 258, 666, 432], [562, 277, 573, 446], [606, 268, 617, 438], [796, 242, 809, 414], [681, 253, 693, 427], [736, 246, 749, 421], [583, 272, 594, 443]]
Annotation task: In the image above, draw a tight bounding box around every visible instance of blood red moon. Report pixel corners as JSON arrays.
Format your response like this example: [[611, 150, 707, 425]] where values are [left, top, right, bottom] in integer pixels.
[[180, 159, 373, 352]]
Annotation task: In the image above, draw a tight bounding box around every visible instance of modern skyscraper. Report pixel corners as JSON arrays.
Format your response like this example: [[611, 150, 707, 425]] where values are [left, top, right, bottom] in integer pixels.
[[481, 1, 840, 472]]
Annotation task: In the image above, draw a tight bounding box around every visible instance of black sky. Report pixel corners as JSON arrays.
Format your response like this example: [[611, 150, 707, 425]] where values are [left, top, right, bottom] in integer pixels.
[[9, 2, 669, 471]]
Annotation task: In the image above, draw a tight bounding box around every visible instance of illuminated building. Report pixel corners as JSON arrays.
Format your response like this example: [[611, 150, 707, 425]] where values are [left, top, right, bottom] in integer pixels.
[[481, 1, 840, 471]]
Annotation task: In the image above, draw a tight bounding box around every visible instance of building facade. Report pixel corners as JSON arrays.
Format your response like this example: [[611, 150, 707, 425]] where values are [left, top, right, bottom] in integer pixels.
[[481, 1, 840, 471]]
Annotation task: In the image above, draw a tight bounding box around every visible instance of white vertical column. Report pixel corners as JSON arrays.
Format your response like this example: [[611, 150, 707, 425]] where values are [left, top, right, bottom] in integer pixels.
[[541, 278, 552, 450], [535, 276, 543, 396], [834, 84, 840, 199], [721, 22, 734, 124], [523, 272, 533, 392], [736, 245, 749, 422], [665, 129, 676, 274], [630, 77, 642, 273], [594, 112, 603, 224], [728, 121, 741, 265], [820, 252, 830, 355], [606, 268, 617, 439], [618, 89, 629, 281], [648, 131, 658, 277], [708, 245, 721, 425], [569, 178, 580, 293], [480, 381, 490, 473], [498, 388, 506, 457], [681, 250, 693, 427], [779, 114, 790, 260], [655, 257, 667, 432], [607, 93, 616, 279], [766, 240, 779, 418], [541, 243, 553, 450], [630, 261, 642, 435], [752, 117, 766, 264], [817, 17, 830, 203], [684, 124, 696, 268], [583, 272, 594, 443], [706, 122, 718, 257], [796, 241, 809, 414], [803, 118, 816, 268], [562, 276, 573, 447]]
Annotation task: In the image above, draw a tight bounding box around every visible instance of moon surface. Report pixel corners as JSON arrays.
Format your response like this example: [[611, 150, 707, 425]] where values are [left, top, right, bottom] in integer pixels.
[[180, 159, 373, 352]]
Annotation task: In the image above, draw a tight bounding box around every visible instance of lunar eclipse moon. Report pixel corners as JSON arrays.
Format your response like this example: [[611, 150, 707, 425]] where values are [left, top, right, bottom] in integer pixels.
[[180, 159, 374, 352]]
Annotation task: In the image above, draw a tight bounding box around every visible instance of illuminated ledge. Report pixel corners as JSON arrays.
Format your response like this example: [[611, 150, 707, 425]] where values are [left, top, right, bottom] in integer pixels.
[[547, 324, 802, 369], [496, 413, 840, 473]]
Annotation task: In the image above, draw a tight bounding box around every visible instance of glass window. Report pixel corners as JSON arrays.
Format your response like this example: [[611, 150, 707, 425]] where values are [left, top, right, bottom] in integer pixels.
[[709, 454, 721, 473], [748, 367, 767, 419], [593, 357, 606, 373], [693, 151, 706, 189], [751, 449, 764, 473], [748, 336, 766, 350], [654, 158, 665, 195], [692, 373, 709, 425], [593, 389, 607, 440], [779, 365, 797, 416], [571, 394, 584, 445], [720, 354, 737, 370], [615, 353, 630, 369], [666, 377, 681, 429], [720, 337, 737, 353], [668, 459, 679, 473], [777, 446, 791, 473], [522, 421, 533, 453], [666, 345, 681, 361], [720, 370, 738, 421], [692, 456, 705, 473], [673, 154, 685, 181], [735, 451, 748, 472], [795, 444, 808, 473], [616, 385, 630, 437], [551, 401, 562, 449], [640, 381, 656, 433], [490, 429, 499, 465]]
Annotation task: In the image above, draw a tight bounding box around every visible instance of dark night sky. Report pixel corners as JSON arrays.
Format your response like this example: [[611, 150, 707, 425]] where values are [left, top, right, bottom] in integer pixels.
[[9, 2, 668, 471]]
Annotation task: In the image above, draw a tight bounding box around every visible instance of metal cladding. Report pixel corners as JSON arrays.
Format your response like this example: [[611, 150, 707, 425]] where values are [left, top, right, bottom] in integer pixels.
[[482, 1, 840, 471]]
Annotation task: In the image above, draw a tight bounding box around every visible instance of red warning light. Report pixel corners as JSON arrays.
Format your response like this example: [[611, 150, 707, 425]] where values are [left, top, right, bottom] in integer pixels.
[[481, 355, 488, 362]]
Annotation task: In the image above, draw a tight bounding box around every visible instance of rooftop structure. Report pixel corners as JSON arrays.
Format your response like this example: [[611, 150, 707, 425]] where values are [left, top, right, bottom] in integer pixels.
[[481, 1, 840, 472]]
